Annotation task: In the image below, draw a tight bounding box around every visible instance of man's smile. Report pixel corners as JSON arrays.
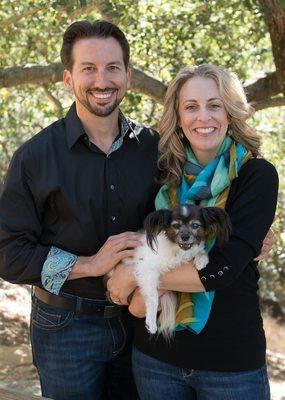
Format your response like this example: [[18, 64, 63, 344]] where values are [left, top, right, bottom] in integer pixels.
[[87, 89, 117, 101]]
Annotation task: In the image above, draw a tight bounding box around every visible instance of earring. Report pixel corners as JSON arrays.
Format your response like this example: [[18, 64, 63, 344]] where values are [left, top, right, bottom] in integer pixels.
[[177, 127, 184, 139], [227, 128, 233, 136]]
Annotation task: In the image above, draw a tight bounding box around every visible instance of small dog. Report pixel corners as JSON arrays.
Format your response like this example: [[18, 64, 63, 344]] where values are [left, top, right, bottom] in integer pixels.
[[132, 204, 231, 338]]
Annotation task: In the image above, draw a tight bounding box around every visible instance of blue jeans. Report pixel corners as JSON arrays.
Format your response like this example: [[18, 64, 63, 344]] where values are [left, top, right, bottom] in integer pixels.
[[132, 347, 270, 400], [30, 295, 138, 400]]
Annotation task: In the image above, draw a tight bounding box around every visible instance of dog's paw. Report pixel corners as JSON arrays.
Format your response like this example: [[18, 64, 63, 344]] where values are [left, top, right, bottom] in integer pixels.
[[194, 253, 209, 271], [145, 317, 157, 334]]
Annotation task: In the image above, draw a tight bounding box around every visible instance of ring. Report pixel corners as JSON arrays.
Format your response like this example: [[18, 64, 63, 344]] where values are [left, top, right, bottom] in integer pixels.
[[106, 291, 121, 304]]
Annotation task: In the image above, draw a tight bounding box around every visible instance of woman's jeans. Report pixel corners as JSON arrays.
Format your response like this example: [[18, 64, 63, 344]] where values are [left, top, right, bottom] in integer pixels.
[[132, 346, 270, 400], [30, 294, 138, 400]]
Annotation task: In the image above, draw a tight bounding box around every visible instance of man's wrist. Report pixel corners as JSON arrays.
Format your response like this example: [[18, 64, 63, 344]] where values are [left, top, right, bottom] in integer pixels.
[[68, 255, 95, 280]]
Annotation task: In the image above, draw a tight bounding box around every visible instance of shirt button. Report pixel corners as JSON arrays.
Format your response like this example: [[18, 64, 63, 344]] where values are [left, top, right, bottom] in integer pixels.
[[110, 185, 115, 190], [111, 216, 116, 221]]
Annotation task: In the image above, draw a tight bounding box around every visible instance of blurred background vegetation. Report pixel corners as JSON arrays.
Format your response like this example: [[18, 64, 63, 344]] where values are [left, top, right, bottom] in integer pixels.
[[0, 0, 284, 303]]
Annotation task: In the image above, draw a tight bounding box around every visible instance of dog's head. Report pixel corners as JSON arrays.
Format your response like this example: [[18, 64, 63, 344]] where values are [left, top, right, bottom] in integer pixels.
[[144, 204, 231, 251]]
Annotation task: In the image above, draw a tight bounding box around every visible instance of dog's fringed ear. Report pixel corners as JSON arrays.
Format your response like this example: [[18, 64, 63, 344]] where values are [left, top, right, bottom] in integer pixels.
[[144, 209, 172, 251], [200, 207, 232, 247]]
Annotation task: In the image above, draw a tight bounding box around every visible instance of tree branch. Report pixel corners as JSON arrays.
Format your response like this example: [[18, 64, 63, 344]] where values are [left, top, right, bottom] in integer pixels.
[[245, 72, 281, 102], [131, 67, 167, 103], [0, 6, 45, 28], [252, 97, 285, 111], [0, 63, 63, 87], [0, 0, 114, 31], [259, 0, 285, 95], [42, 85, 64, 119], [0, 63, 284, 109], [0, 63, 167, 103]]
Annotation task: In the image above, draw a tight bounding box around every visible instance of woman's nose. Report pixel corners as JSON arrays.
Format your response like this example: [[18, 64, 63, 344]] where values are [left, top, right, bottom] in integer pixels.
[[197, 107, 211, 121]]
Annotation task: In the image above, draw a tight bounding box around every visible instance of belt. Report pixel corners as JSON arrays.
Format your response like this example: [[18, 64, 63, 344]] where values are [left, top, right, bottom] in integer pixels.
[[34, 287, 123, 318]]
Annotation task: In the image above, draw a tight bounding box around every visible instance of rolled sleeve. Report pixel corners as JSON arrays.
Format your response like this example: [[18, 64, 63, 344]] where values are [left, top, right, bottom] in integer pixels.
[[41, 246, 77, 294]]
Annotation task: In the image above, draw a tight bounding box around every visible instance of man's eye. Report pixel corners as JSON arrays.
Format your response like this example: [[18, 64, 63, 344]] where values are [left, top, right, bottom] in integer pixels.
[[84, 67, 95, 72], [191, 223, 200, 229], [171, 223, 181, 230], [109, 65, 119, 71]]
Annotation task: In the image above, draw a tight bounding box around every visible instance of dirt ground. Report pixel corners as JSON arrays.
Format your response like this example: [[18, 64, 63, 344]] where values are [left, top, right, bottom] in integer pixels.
[[0, 279, 285, 399]]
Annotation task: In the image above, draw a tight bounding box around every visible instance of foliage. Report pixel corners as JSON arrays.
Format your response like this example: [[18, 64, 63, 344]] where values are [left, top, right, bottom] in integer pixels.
[[0, 0, 284, 300], [252, 108, 285, 301]]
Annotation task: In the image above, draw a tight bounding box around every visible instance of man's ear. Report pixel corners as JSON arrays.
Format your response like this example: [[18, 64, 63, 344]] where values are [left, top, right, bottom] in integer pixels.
[[126, 67, 131, 90], [63, 69, 73, 92]]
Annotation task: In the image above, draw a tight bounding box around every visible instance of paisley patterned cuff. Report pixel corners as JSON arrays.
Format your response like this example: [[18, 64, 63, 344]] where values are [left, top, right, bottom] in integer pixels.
[[41, 246, 77, 295]]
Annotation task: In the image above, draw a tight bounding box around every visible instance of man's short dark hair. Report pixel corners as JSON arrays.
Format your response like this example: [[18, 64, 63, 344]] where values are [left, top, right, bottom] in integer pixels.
[[60, 20, 130, 70]]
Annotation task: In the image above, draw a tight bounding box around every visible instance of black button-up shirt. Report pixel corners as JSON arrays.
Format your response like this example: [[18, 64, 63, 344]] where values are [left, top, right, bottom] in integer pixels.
[[0, 103, 159, 298]]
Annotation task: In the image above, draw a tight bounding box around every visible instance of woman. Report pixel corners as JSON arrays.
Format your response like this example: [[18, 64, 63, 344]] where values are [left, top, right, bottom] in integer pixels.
[[108, 64, 278, 400]]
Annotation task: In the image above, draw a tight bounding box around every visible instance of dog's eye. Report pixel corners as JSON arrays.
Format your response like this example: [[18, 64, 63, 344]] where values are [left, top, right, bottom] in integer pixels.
[[171, 223, 181, 230], [191, 223, 200, 229]]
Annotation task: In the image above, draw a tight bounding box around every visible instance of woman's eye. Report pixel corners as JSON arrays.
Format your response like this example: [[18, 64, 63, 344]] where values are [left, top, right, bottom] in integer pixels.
[[209, 103, 221, 109], [191, 223, 200, 229], [186, 105, 197, 111]]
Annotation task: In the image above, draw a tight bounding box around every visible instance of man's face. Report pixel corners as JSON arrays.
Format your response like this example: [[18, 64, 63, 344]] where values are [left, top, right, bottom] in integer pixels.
[[63, 37, 131, 118]]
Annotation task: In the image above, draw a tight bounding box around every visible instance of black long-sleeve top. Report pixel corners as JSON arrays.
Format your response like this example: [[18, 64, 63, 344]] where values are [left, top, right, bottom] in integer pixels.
[[0, 104, 159, 299], [134, 159, 279, 371]]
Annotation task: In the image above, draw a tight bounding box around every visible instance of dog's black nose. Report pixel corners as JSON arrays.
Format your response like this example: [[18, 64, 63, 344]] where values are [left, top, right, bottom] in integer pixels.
[[181, 234, 190, 242]]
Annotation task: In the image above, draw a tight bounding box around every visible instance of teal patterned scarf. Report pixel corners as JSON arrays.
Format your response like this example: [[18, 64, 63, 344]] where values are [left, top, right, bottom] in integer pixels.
[[155, 137, 252, 333]]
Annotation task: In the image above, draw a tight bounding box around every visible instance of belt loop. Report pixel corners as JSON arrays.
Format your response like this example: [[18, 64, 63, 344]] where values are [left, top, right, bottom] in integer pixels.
[[75, 296, 82, 317], [31, 286, 36, 304]]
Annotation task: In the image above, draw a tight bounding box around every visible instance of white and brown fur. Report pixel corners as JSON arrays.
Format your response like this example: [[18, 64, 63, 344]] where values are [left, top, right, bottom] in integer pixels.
[[131, 204, 231, 338]]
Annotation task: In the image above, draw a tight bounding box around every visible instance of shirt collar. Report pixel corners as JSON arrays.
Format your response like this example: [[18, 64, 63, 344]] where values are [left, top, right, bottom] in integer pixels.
[[65, 102, 132, 150], [65, 103, 86, 149]]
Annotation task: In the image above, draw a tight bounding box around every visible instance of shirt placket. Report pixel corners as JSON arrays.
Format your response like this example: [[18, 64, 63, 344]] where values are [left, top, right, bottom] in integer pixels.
[[105, 155, 121, 235]]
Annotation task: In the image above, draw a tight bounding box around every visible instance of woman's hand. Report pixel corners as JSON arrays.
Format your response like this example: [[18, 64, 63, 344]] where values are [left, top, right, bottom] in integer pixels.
[[128, 288, 168, 318], [254, 228, 275, 261], [128, 288, 146, 317], [106, 262, 137, 305]]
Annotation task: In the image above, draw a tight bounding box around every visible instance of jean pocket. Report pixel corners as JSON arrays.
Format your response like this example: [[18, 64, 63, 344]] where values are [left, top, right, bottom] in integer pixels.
[[31, 300, 73, 331]]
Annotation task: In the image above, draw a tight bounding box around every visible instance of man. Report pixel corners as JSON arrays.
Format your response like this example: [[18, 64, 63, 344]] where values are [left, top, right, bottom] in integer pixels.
[[0, 20, 159, 400]]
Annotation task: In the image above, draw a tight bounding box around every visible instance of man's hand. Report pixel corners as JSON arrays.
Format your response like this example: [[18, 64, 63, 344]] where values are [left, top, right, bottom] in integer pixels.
[[107, 262, 137, 305], [254, 228, 275, 261], [68, 232, 142, 280]]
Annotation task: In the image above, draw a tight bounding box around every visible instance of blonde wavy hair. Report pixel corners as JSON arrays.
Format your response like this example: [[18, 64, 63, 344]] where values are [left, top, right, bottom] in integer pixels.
[[158, 64, 260, 186]]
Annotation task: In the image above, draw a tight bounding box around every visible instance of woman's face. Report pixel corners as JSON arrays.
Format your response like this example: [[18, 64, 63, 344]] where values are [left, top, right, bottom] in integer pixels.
[[178, 76, 229, 166]]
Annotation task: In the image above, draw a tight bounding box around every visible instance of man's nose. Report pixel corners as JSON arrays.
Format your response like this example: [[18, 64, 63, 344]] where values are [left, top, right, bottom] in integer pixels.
[[94, 71, 108, 89]]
